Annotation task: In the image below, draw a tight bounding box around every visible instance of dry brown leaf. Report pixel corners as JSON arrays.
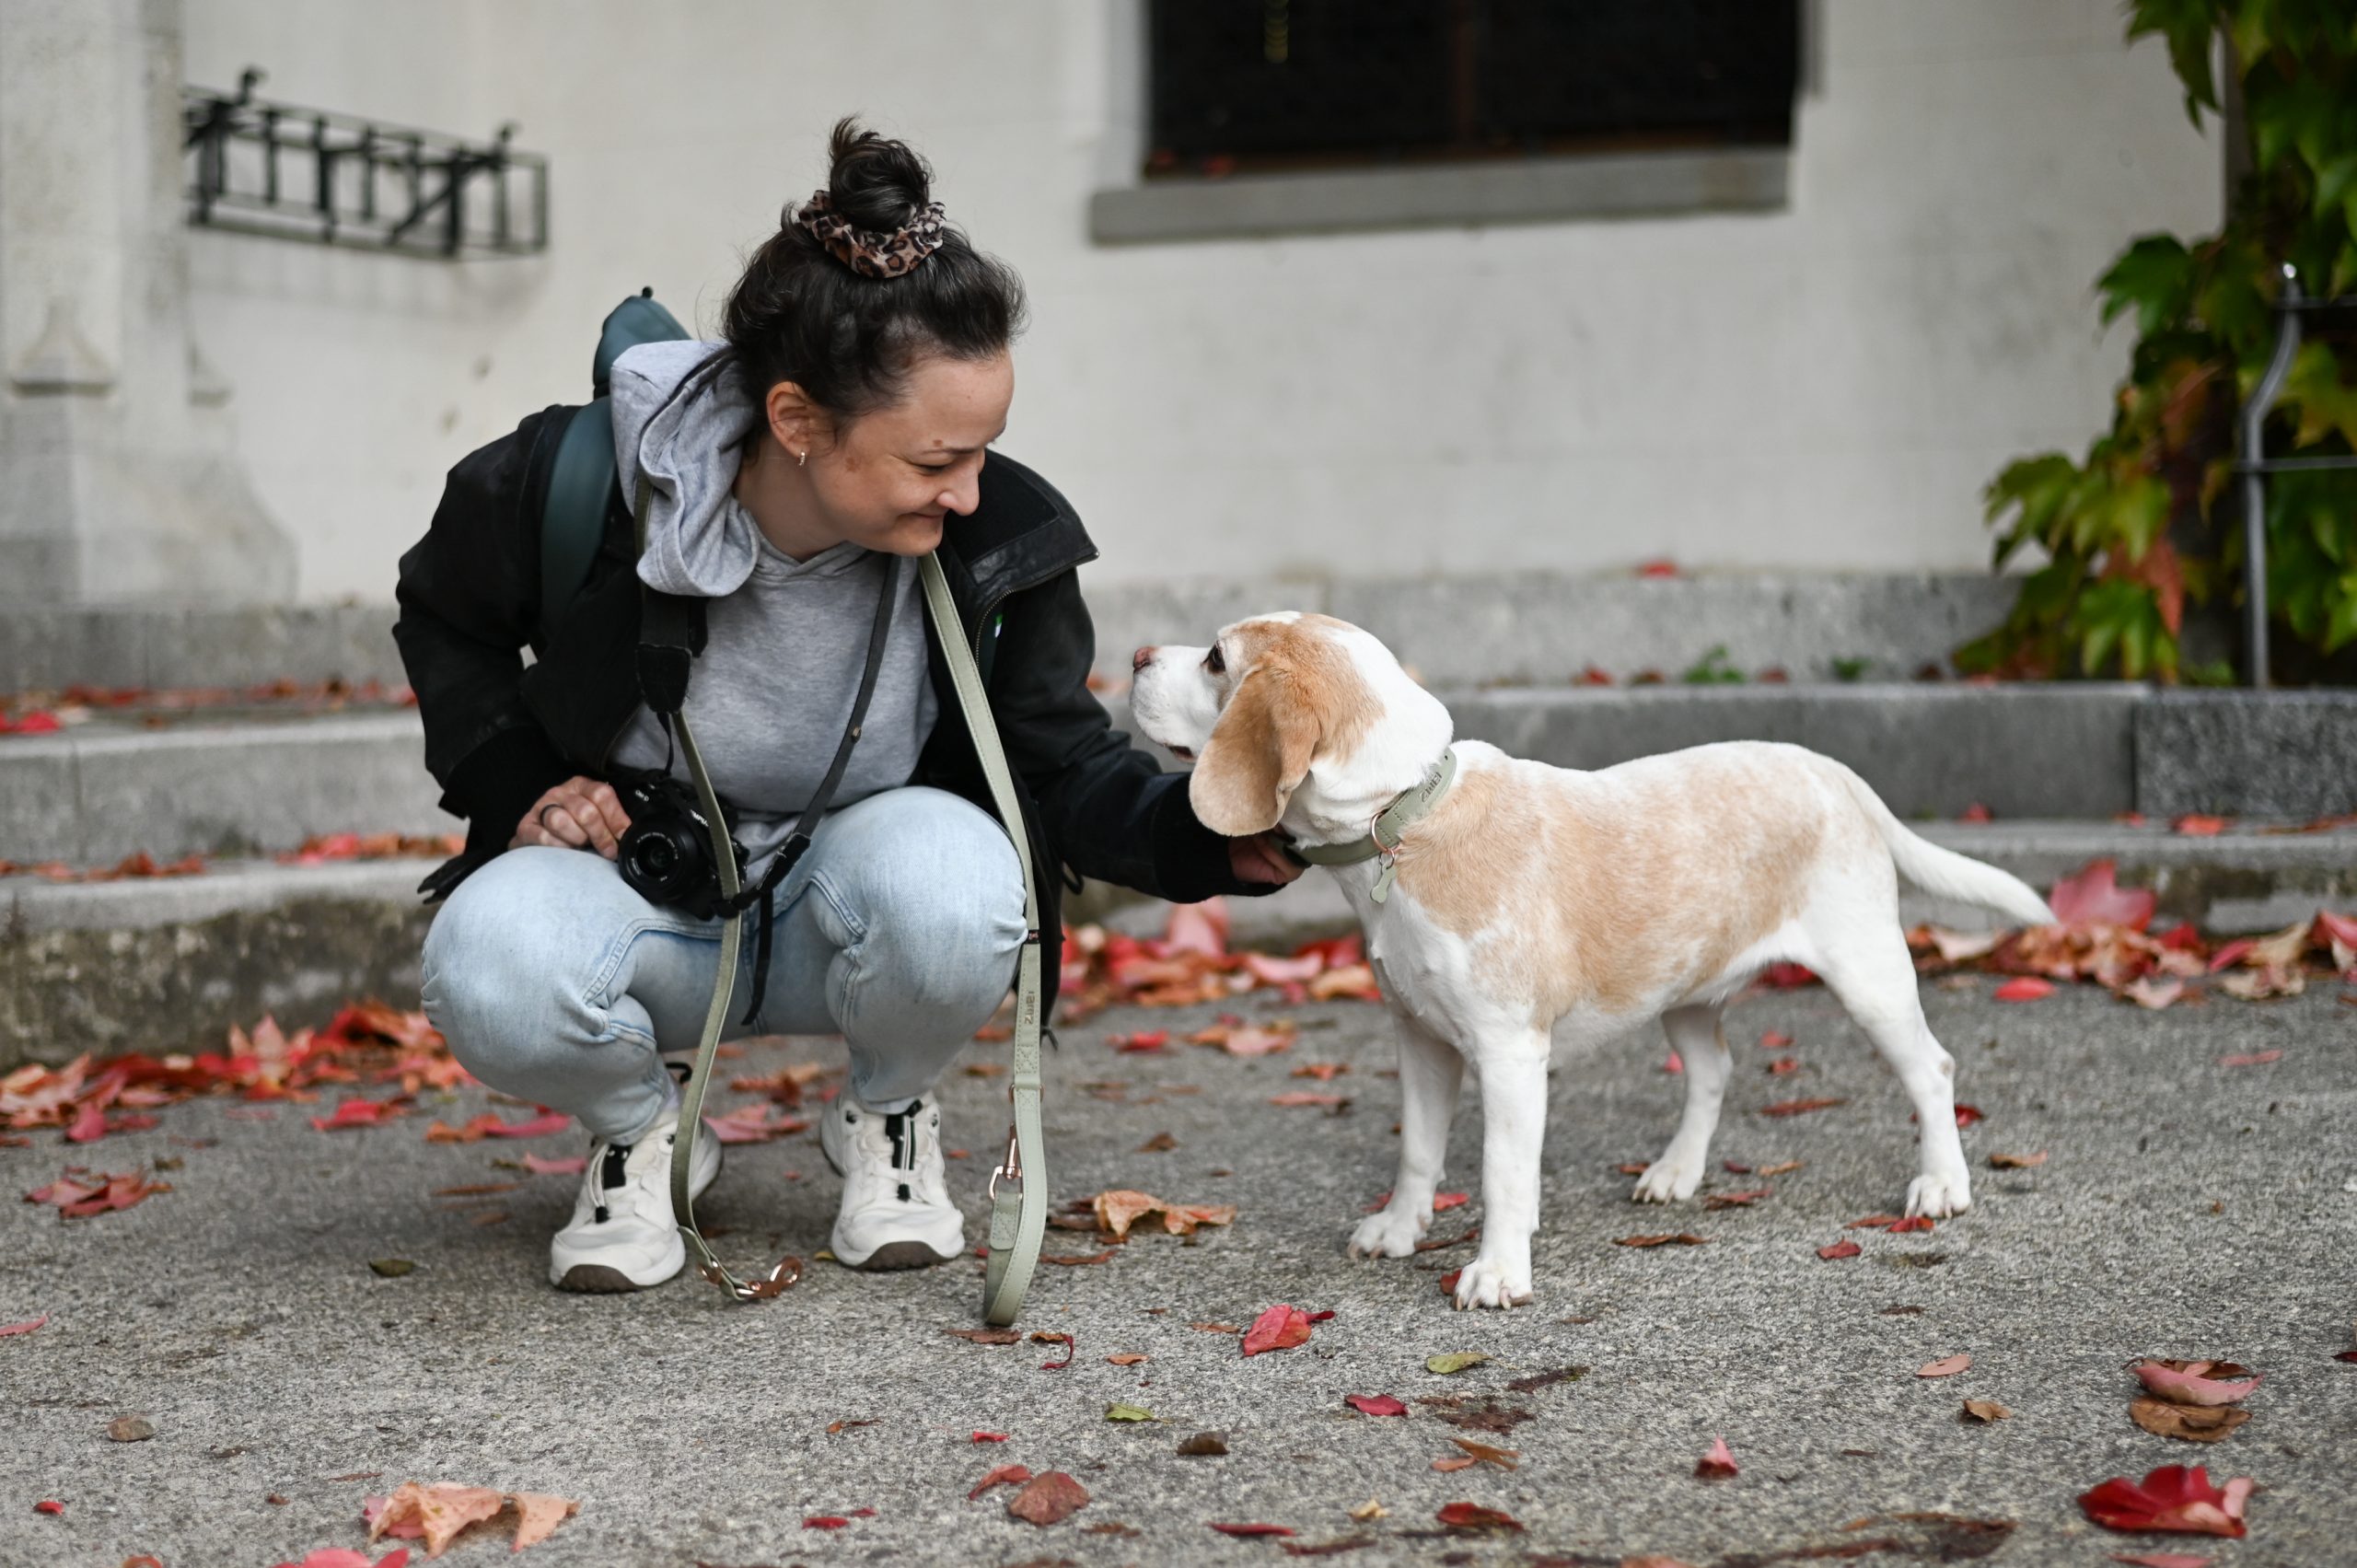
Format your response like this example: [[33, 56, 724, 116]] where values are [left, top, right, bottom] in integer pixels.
[[366, 1482, 505, 1556], [1614, 1233, 1709, 1248], [2129, 1396, 2251, 1443], [1450, 1438, 1518, 1470], [1091, 1189, 1237, 1239], [1006, 1470, 1090, 1526], [508, 1493, 579, 1551], [1347, 1498, 1387, 1521], [1990, 1151, 2048, 1169], [943, 1327, 1021, 1345], [1918, 1354, 1972, 1378], [1960, 1400, 2012, 1423], [1430, 1455, 1478, 1472], [1107, 1353, 1149, 1366]]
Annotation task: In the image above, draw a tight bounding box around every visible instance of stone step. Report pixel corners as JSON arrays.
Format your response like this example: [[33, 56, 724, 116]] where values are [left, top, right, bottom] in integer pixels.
[[6, 684, 2354, 867], [2, 571, 2011, 698], [6, 821, 2352, 1069]]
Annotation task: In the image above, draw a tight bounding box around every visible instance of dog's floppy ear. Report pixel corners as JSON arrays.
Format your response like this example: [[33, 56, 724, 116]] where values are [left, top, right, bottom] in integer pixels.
[[1190, 664, 1318, 836]]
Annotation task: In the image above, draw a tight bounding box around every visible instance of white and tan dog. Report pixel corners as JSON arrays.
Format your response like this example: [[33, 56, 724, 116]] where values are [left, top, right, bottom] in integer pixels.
[[1130, 613, 2053, 1311]]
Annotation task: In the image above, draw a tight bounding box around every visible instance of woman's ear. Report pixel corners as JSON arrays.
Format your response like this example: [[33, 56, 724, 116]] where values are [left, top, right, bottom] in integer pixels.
[[1189, 666, 1318, 836], [764, 380, 826, 457]]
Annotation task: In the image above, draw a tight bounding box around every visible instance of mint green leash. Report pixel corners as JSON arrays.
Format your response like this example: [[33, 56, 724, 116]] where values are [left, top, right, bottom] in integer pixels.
[[665, 551, 1049, 1323]]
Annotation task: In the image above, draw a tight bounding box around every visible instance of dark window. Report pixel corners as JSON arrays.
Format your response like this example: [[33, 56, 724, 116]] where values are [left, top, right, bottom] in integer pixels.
[[1146, 0, 1800, 178]]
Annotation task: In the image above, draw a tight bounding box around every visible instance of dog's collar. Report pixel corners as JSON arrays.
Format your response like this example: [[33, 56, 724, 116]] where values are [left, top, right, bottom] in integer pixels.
[[1283, 747, 1457, 904]]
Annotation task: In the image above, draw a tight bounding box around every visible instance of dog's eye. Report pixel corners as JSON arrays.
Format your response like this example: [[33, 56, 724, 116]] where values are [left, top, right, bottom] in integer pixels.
[[1203, 645, 1225, 675]]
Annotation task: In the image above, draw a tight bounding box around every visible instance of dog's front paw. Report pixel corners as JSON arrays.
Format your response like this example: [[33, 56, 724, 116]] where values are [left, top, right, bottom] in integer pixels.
[[1905, 1171, 1973, 1219], [1349, 1208, 1427, 1260], [1632, 1153, 1704, 1204], [1450, 1257, 1534, 1311]]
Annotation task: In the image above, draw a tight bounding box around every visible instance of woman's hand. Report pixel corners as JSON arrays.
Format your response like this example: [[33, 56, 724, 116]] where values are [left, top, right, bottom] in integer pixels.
[[512, 775, 633, 858], [1227, 831, 1305, 887]]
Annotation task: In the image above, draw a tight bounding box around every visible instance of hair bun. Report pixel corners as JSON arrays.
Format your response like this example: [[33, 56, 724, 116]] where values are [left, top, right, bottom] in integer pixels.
[[822, 116, 931, 235]]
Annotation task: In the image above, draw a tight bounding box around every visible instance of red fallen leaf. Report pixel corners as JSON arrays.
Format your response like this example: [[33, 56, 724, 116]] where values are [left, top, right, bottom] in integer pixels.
[[1211, 1523, 1296, 1537], [34, 1500, 64, 1515], [1766, 1056, 1802, 1075], [1291, 1062, 1347, 1080], [969, 1464, 1033, 1500], [1431, 1456, 1477, 1472], [1958, 803, 1993, 823], [1306, 1310, 1335, 1322], [1577, 665, 1615, 686], [1209, 1025, 1296, 1057], [1993, 977, 2055, 1002], [1435, 1502, 1524, 1530], [1637, 559, 1678, 578], [1702, 1189, 1772, 1209], [1614, 1233, 1709, 1248], [1758, 1029, 1794, 1051], [1887, 1215, 1935, 1235], [1817, 1240, 1863, 1260], [1953, 1104, 1984, 1127], [2216, 1050, 2282, 1068], [2107, 1554, 2214, 1567], [1758, 962, 1817, 989], [1615, 1162, 1649, 1176], [1723, 1160, 1753, 1174], [1990, 1150, 2047, 1168], [1695, 1435, 1740, 1478], [1033, 1330, 1076, 1371], [1109, 1030, 1169, 1052], [484, 1109, 571, 1139], [1238, 951, 1324, 986], [310, 1098, 402, 1132], [1758, 1159, 1805, 1176], [1759, 1098, 1846, 1117], [1918, 1354, 1972, 1377], [2171, 815, 2230, 838], [2050, 859, 2157, 932], [2078, 1464, 2252, 1538], [804, 1516, 850, 1529], [1108, 1353, 1150, 1366], [2131, 1359, 2261, 1406], [1433, 1191, 1469, 1212], [1438, 1270, 1461, 1295], [701, 1103, 809, 1144], [972, 1431, 1010, 1443], [1345, 1394, 1408, 1417], [25, 1167, 170, 1219], [0, 1314, 49, 1336], [521, 1154, 587, 1176], [2335, 1352, 2357, 1365], [1847, 1214, 1906, 1229], [1242, 1304, 1313, 1356], [1006, 1470, 1090, 1526], [1663, 1050, 1685, 1074], [1268, 1091, 1348, 1109], [1162, 898, 1229, 958]]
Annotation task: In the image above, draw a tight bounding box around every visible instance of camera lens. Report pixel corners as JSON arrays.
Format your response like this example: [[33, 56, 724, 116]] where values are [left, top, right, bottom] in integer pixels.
[[637, 837, 679, 877]]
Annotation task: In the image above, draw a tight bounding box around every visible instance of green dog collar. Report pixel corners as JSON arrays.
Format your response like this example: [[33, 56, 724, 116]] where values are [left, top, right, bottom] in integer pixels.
[[1286, 746, 1457, 903]]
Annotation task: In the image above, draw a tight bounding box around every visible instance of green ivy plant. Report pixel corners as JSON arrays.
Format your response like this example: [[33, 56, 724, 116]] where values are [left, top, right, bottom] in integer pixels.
[[1960, 1, 2357, 683]]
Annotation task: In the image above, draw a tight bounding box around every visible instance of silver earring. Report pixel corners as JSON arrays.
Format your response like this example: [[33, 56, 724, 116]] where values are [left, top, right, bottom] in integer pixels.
[[797, 448, 807, 468]]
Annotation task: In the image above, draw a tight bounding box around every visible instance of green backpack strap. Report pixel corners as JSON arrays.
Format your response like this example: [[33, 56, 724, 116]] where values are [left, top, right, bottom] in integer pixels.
[[537, 290, 691, 643]]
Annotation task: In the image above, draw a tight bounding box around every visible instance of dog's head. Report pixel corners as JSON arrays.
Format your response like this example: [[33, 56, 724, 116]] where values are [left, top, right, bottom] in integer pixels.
[[1130, 612, 1453, 840]]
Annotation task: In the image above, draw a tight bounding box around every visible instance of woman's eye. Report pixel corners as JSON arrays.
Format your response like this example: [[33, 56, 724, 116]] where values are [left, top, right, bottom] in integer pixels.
[[1204, 645, 1225, 675]]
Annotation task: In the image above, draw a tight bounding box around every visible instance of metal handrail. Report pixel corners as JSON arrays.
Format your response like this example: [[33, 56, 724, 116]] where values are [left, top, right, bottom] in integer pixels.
[[180, 68, 546, 260], [2235, 267, 2357, 686]]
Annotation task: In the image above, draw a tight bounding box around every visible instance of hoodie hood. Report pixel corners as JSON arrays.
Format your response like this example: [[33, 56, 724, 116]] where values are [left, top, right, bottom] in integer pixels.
[[609, 338, 761, 598]]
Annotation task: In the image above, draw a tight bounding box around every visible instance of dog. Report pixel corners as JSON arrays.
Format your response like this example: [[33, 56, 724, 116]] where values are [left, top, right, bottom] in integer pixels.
[[1129, 612, 2054, 1310]]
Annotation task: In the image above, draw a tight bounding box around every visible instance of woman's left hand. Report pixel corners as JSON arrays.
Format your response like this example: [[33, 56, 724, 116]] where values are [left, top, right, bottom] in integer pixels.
[[1228, 831, 1305, 887]]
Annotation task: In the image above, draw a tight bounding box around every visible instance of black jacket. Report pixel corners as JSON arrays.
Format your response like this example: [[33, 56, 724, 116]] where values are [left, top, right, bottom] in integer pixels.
[[393, 407, 1255, 1009]]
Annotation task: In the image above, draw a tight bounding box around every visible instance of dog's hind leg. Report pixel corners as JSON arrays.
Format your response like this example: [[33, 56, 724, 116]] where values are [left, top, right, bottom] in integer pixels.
[[1452, 1029, 1549, 1309], [1817, 931, 1973, 1219], [1632, 1004, 1731, 1203], [1350, 1013, 1464, 1260]]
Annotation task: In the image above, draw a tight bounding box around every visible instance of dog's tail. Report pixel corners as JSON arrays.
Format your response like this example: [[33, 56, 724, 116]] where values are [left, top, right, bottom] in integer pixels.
[[1836, 768, 2056, 927]]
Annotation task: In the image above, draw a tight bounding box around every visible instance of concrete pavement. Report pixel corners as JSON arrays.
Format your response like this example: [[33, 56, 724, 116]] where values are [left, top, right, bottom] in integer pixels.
[[3, 977, 2352, 1566]]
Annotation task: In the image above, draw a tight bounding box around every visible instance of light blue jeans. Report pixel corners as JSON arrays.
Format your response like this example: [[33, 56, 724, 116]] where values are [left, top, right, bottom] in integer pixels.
[[420, 786, 1027, 1143]]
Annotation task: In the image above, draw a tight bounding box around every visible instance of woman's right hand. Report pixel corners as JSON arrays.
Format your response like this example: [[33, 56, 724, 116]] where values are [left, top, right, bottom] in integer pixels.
[[512, 775, 633, 858]]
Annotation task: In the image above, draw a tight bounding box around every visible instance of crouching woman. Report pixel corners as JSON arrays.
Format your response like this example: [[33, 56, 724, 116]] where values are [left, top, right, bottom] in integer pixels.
[[393, 120, 1297, 1294]]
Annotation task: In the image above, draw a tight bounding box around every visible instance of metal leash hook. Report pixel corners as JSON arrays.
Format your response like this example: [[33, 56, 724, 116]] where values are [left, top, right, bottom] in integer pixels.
[[986, 1120, 1022, 1202], [698, 1255, 802, 1301]]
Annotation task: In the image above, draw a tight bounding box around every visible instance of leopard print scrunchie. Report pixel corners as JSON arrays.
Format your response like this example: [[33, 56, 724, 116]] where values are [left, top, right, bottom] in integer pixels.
[[795, 190, 948, 279]]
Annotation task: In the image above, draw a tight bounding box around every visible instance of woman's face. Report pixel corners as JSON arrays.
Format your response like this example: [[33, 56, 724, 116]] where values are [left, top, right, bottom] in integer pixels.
[[785, 352, 1015, 558]]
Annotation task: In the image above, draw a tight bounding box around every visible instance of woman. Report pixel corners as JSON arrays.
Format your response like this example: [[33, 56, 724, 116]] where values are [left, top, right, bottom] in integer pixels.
[[396, 120, 1300, 1294]]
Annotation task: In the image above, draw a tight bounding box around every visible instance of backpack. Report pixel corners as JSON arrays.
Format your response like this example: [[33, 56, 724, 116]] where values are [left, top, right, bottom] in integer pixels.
[[536, 289, 691, 643]]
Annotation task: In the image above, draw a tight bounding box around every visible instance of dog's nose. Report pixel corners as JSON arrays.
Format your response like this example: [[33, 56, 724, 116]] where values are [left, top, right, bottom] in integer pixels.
[[1132, 645, 1156, 673]]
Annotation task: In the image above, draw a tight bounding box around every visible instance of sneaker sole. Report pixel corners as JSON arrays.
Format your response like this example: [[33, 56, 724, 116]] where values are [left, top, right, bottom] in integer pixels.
[[847, 1239, 957, 1272]]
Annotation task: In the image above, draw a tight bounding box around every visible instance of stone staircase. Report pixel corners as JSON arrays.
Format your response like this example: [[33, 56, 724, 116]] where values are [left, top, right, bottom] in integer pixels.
[[6, 571, 2354, 1066]]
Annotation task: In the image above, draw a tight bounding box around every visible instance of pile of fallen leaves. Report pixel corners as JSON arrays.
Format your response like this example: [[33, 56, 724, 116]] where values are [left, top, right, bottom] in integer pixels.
[[1906, 859, 2354, 1009], [1055, 898, 1379, 1022], [1, 831, 460, 882]]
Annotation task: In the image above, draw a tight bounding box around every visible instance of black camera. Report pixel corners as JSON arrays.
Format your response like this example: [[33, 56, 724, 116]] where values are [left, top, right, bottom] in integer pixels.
[[614, 774, 750, 920]]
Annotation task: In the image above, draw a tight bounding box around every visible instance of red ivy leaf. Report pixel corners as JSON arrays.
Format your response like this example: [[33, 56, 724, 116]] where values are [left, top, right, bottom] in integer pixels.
[[1241, 1304, 1313, 1356], [1210, 1523, 1296, 1537], [1345, 1395, 1407, 1417], [1435, 1502, 1523, 1531], [1817, 1239, 1863, 1260]]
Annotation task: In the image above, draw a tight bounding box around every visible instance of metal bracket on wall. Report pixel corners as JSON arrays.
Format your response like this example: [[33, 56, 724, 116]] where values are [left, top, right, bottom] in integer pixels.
[[181, 68, 547, 260], [2235, 266, 2357, 688]]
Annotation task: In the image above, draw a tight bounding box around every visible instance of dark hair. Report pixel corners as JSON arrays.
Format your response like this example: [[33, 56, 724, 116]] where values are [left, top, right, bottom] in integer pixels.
[[722, 117, 1026, 427]]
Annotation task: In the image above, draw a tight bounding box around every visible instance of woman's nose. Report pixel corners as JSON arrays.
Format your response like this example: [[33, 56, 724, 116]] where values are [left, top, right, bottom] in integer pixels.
[[1132, 646, 1156, 673]]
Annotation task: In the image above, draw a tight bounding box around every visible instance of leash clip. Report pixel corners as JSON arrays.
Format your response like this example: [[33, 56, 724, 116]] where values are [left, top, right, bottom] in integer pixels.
[[987, 1120, 1023, 1201]]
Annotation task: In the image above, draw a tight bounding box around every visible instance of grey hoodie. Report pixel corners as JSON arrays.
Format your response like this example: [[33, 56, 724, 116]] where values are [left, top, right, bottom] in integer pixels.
[[604, 341, 938, 876]]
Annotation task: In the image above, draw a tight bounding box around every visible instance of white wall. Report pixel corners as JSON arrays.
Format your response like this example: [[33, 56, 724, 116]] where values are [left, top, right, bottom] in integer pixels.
[[181, 0, 2218, 601]]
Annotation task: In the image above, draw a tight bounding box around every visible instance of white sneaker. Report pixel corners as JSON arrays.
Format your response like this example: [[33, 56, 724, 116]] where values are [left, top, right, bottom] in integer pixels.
[[548, 1105, 721, 1293], [818, 1096, 965, 1270]]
